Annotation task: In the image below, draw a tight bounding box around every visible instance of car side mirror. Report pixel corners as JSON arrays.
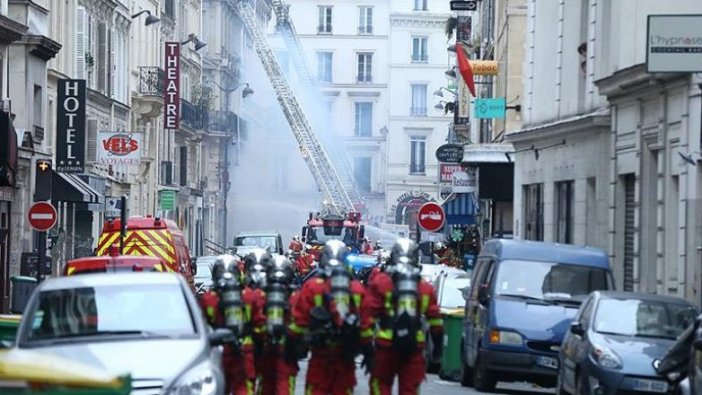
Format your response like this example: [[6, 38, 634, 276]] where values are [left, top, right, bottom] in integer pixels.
[[570, 321, 585, 336], [209, 328, 236, 346], [477, 284, 490, 305]]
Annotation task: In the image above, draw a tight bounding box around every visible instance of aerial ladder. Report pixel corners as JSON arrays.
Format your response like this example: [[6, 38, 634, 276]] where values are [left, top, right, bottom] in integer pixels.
[[236, 0, 355, 215], [270, 1, 364, 208]]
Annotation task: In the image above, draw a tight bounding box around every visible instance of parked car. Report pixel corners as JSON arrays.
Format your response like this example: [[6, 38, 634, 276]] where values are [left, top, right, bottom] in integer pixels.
[[559, 291, 697, 395], [11, 272, 233, 395], [462, 239, 615, 391], [193, 256, 217, 294]]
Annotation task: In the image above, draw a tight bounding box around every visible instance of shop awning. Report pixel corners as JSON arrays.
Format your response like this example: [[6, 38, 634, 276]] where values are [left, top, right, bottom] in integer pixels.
[[52, 172, 102, 203], [443, 193, 477, 225]]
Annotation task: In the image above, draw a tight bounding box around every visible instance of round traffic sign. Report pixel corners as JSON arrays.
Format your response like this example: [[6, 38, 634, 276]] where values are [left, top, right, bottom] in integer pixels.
[[28, 202, 57, 232], [417, 202, 446, 233]]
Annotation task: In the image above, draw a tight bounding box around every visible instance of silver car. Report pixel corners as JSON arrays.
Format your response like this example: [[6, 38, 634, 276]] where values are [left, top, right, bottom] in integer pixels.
[[12, 272, 231, 395]]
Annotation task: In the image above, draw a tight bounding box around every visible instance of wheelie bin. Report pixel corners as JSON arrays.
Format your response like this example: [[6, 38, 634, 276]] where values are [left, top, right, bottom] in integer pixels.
[[439, 310, 464, 381]]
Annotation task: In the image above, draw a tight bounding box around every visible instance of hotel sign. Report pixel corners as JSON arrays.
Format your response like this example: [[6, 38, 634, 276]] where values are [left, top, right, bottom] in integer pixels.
[[164, 42, 180, 129], [56, 79, 86, 173]]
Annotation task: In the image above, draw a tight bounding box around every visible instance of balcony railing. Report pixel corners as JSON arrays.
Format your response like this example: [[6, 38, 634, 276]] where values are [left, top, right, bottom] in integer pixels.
[[206, 110, 238, 134], [356, 74, 373, 84], [181, 98, 207, 130], [409, 164, 425, 175], [317, 25, 332, 34], [410, 107, 427, 116], [411, 54, 429, 62], [138, 67, 164, 96], [358, 26, 373, 34]]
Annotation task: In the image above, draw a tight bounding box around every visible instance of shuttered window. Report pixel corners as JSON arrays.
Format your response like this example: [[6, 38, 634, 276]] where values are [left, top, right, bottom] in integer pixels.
[[97, 22, 107, 94], [75, 6, 86, 79], [86, 119, 98, 163], [623, 174, 635, 291], [179, 146, 188, 186]]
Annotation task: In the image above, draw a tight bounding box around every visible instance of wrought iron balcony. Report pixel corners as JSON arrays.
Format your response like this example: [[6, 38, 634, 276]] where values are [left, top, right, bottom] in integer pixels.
[[138, 66, 164, 96], [206, 110, 238, 135], [181, 98, 207, 130]]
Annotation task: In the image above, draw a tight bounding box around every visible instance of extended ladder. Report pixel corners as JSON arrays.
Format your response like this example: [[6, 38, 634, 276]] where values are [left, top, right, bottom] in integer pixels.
[[270, 0, 364, 208], [237, 0, 354, 215]]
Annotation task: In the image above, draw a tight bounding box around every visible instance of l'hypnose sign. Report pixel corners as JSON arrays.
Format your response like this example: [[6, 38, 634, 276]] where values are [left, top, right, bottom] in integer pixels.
[[647, 15, 702, 73]]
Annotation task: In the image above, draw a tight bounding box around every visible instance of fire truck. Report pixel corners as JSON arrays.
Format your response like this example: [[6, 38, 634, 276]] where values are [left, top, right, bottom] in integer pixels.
[[300, 211, 365, 261]]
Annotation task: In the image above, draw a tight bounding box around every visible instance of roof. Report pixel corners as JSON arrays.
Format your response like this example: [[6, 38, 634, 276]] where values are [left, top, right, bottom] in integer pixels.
[[595, 291, 697, 306], [39, 272, 182, 291], [481, 239, 609, 269], [235, 231, 280, 237]]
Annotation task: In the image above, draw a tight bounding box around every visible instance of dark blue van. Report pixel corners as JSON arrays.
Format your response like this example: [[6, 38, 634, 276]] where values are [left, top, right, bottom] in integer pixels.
[[461, 239, 614, 391]]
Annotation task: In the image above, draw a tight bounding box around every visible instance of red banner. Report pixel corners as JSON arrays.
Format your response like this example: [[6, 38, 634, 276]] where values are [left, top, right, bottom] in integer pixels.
[[164, 42, 180, 130], [440, 164, 463, 183]]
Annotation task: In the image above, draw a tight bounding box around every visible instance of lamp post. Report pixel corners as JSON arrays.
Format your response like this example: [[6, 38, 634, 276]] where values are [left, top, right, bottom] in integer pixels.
[[206, 80, 254, 247]]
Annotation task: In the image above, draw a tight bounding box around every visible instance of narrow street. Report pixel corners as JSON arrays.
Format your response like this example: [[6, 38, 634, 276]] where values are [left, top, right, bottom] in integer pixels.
[[294, 360, 556, 395]]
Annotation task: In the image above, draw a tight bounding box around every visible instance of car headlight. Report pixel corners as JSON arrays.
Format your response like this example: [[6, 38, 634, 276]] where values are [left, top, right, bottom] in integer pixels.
[[165, 363, 218, 395], [489, 329, 523, 345], [591, 344, 622, 369]]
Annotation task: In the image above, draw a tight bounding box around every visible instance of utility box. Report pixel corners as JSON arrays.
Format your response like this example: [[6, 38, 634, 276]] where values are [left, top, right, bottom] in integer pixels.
[[10, 276, 37, 314]]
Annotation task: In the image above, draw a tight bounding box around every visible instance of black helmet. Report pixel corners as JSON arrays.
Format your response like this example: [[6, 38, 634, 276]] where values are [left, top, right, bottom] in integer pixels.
[[268, 255, 294, 285], [244, 248, 273, 288], [319, 239, 348, 274], [390, 238, 420, 268], [212, 254, 242, 282]]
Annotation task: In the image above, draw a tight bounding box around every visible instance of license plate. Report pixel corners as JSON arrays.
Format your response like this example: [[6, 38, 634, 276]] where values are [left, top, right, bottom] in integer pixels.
[[632, 379, 668, 393], [536, 355, 559, 369]]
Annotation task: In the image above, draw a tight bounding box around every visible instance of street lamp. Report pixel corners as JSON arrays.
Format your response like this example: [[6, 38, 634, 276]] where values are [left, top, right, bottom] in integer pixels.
[[445, 67, 457, 79], [181, 33, 207, 51], [205, 80, 254, 247], [433, 87, 457, 98], [131, 10, 160, 26]]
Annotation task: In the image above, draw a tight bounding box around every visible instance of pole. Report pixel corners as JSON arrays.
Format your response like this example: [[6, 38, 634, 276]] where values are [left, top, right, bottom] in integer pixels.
[[222, 90, 230, 248], [120, 195, 127, 254], [36, 232, 46, 282]]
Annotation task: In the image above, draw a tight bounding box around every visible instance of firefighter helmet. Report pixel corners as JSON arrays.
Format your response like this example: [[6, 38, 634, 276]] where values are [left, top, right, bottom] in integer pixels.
[[212, 254, 242, 285], [319, 239, 348, 275], [390, 238, 420, 268], [268, 255, 294, 285], [244, 248, 273, 288]]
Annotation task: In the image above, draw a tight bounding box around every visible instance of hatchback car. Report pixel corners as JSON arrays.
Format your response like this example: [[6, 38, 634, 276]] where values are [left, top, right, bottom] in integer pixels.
[[558, 291, 697, 395], [12, 272, 233, 395], [194, 255, 218, 294]]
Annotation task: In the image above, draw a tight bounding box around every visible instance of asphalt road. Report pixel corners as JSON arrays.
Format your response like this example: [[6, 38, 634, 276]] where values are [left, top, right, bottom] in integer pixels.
[[293, 359, 556, 395]]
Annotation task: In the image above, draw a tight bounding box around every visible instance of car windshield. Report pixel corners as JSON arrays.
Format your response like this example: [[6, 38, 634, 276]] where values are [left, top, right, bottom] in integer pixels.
[[594, 298, 696, 339], [439, 278, 471, 309], [307, 226, 356, 244], [24, 284, 196, 343], [195, 260, 213, 280], [494, 260, 611, 301], [235, 236, 277, 250]]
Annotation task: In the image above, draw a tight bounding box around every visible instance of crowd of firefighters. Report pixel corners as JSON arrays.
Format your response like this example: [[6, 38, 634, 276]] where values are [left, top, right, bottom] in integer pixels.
[[200, 237, 444, 395]]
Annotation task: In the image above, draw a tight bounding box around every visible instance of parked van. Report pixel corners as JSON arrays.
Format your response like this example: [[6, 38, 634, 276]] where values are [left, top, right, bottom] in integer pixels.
[[461, 239, 614, 391], [96, 216, 195, 285]]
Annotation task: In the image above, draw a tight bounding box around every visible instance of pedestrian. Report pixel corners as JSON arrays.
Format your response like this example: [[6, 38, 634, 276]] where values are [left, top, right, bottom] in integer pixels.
[[362, 238, 444, 395], [199, 254, 265, 395], [256, 255, 301, 395], [287, 240, 370, 395]]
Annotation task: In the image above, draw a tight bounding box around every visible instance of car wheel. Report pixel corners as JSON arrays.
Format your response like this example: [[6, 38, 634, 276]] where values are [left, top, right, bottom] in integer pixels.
[[460, 353, 474, 387], [473, 354, 497, 392]]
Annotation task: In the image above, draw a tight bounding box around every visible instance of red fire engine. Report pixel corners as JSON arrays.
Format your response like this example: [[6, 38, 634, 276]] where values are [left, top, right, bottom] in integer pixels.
[[300, 211, 365, 261]]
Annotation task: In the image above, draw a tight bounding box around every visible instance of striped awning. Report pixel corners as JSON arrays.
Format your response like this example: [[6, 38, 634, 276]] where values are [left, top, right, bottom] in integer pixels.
[[52, 172, 102, 204], [442, 193, 477, 225]]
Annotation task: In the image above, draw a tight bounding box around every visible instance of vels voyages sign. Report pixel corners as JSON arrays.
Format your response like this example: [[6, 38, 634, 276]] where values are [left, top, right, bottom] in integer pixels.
[[56, 79, 86, 173]]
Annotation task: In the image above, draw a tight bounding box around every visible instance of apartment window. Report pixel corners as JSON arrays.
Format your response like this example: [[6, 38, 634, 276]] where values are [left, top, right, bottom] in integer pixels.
[[354, 102, 372, 137], [410, 84, 427, 116], [411, 37, 428, 62], [316, 52, 333, 83], [555, 180, 574, 244], [357, 53, 373, 83], [354, 157, 372, 192], [318, 6, 332, 34], [410, 137, 426, 174], [413, 0, 428, 11], [523, 183, 544, 241], [358, 6, 373, 34]]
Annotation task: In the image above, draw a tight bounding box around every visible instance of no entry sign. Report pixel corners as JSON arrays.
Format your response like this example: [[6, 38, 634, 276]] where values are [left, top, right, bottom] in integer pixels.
[[417, 202, 446, 233], [28, 202, 57, 232]]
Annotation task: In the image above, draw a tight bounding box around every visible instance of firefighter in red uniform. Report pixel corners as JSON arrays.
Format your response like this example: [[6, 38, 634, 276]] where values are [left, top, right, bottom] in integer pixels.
[[200, 254, 265, 395], [289, 236, 303, 253], [255, 255, 300, 395], [287, 240, 369, 395], [294, 251, 314, 277], [242, 249, 271, 393], [362, 238, 444, 395]]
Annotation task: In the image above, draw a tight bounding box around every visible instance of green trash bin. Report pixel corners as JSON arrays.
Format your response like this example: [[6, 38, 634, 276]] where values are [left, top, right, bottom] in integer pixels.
[[439, 312, 464, 381], [10, 276, 38, 314]]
